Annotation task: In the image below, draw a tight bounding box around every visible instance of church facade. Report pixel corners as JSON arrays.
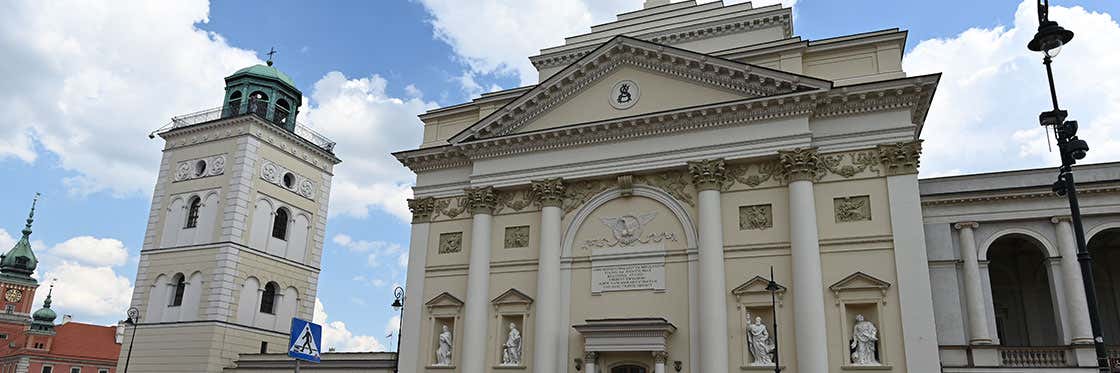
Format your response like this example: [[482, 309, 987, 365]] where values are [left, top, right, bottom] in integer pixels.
[[394, 1, 1120, 373]]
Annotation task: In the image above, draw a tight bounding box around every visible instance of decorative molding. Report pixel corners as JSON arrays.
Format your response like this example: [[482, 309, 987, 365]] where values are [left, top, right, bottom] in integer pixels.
[[732, 276, 787, 307], [433, 196, 468, 220], [259, 160, 316, 200], [953, 222, 979, 230], [408, 197, 435, 224], [921, 184, 1120, 206], [584, 351, 599, 363], [778, 147, 824, 182], [491, 288, 534, 309], [821, 150, 880, 178], [438, 232, 463, 254], [834, 196, 872, 223], [727, 161, 781, 189], [876, 140, 922, 176], [174, 154, 226, 182], [738, 204, 773, 230], [635, 171, 696, 207], [163, 117, 338, 170], [687, 158, 729, 191], [653, 351, 670, 364], [495, 188, 533, 213], [425, 292, 465, 314], [829, 272, 891, 305], [584, 212, 676, 249], [504, 226, 530, 249], [530, 178, 565, 208], [562, 179, 614, 213], [465, 187, 498, 215]]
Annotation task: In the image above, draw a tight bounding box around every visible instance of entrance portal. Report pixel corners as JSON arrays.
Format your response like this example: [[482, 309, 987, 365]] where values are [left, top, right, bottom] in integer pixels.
[[611, 365, 647, 373]]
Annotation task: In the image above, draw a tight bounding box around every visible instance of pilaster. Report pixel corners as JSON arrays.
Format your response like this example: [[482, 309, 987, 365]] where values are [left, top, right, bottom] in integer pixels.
[[954, 222, 993, 345], [877, 140, 922, 176]]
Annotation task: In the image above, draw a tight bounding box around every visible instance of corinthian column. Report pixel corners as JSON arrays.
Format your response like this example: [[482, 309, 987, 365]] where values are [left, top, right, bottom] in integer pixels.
[[461, 187, 496, 373], [1052, 216, 1094, 344], [398, 197, 434, 373], [778, 148, 829, 372], [531, 178, 565, 373], [954, 222, 992, 345], [687, 158, 730, 373]]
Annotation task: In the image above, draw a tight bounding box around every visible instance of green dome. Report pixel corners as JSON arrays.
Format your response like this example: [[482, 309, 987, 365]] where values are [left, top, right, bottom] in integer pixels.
[[228, 63, 298, 91], [32, 304, 56, 322]]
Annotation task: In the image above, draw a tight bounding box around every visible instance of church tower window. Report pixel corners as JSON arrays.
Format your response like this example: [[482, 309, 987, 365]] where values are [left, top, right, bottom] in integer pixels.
[[248, 91, 269, 116], [272, 208, 289, 240], [259, 282, 278, 314], [227, 91, 243, 115], [185, 197, 201, 229], [169, 274, 186, 307], [274, 99, 291, 126]]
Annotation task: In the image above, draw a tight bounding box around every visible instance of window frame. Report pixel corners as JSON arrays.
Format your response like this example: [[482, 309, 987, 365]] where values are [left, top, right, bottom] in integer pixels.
[[69, 367, 81, 373], [40, 365, 51, 373], [259, 282, 278, 314], [169, 273, 186, 307], [185, 196, 202, 229], [271, 207, 290, 241]]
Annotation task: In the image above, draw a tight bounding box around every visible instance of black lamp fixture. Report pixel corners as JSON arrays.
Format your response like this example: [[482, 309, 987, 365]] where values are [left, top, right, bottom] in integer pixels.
[[1027, 1, 1108, 372], [122, 307, 140, 373], [391, 286, 405, 373]]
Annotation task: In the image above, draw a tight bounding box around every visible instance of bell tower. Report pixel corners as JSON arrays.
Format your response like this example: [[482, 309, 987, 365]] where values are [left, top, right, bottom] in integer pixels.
[[119, 59, 340, 372], [0, 195, 42, 354]]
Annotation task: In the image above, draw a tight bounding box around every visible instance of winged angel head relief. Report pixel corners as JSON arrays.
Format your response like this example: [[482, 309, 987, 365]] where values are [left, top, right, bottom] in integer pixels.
[[585, 212, 676, 248]]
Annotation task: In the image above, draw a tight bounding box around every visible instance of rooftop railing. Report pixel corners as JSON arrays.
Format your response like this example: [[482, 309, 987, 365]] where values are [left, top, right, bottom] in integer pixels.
[[166, 101, 336, 152]]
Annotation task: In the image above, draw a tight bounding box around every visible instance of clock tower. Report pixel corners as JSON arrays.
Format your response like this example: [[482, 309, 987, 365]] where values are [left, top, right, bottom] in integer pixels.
[[117, 60, 341, 372], [0, 195, 41, 352]]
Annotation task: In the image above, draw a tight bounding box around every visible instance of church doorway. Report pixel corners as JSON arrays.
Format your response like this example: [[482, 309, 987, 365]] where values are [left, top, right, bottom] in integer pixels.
[[987, 234, 1060, 346], [1089, 228, 1120, 345], [610, 364, 647, 373]]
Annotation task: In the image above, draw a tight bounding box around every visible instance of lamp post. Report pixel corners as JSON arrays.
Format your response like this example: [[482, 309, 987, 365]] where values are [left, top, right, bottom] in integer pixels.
[[766, 267, 781, 373], [122, 307, 140, 373], [1027, 1, 1108, 371], [391, 286, 405, 373]]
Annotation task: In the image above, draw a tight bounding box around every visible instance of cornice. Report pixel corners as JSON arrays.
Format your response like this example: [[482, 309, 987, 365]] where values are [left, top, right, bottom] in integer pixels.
[[921, 183, 1120, 207], [392, 145, 470, 172], [162, 115, 341, 170]]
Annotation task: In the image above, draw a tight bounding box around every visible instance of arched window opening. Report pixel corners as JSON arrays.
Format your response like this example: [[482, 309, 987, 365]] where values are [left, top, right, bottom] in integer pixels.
[[248, 91, 269, 116], [185, 197, 202, 228], [988, 234, 1059, 346], [170, 274, 186, 307], [274, 99, 291, 125], [282, 173, 295, 189], [260, 282, 278, 314], [1089, 228, 1120, 343], [272, 208, 289, 240], [227, 91, 243, 115], [194, 160, 207, 177]]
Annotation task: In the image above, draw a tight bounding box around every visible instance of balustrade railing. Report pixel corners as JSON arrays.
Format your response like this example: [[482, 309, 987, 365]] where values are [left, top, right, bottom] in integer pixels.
[[998, 346, 1068, 368], [165, 102, 335, 152]]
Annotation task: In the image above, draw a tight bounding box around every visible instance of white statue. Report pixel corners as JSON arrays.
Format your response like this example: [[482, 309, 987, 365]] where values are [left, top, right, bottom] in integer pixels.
[[850, 314, 879, 365], [436, 324, 453, 366], [501, 322, 522, 365], [745, 314, 775, 365]]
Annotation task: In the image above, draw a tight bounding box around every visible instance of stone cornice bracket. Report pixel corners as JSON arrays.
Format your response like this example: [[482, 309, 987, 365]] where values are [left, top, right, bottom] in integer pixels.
[[652, 351, 670, 364], [530, 178, 565, 208], [953, 221, 979, 230], [465, 186, 498, 215], [877, 140, 923, 176], [778, 147, 822, 182], [687, 158, 728, 191], [407, 197, 435, 224], [1050, 216, 1072, 224]]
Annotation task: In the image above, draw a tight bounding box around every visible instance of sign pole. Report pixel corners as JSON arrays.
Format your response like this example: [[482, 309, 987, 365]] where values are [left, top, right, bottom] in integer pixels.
[[295, 359, 300, 373]]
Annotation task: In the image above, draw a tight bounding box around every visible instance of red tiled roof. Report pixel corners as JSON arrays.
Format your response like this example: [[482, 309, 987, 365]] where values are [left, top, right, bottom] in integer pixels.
[[48, 322, 121, 361]]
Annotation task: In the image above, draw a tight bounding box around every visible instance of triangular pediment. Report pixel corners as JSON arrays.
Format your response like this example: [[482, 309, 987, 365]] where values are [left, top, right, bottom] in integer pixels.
[[490, 288, 534, 306], [731, 275, 787, 296], [449, 36, 830, 144], [425, 292, 464, 308], [829, 272, 891, 292]]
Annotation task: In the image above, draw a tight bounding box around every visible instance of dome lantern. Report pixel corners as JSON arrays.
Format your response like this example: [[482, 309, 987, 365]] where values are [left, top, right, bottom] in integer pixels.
[[220, 48, 303, 132]]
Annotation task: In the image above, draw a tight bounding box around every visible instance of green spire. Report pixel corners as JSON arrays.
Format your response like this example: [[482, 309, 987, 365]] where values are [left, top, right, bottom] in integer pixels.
[[1, 193, 40, 283], [31, 283, 57, 333]]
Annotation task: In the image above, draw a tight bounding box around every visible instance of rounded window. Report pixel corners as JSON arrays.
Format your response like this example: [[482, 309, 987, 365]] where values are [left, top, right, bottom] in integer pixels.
[[283, 173, 295, 189], [195, 160, 207, 176]]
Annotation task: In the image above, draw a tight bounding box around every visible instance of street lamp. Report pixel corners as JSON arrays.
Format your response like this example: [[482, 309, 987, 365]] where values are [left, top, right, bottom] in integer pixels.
[[765, 267, 781, 373], [391, 286, 405, 373], [1028, 1, 1108, 371], [122, 307, 140, 373]]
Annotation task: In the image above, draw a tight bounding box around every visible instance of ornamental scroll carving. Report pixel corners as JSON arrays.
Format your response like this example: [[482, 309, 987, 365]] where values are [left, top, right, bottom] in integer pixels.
[[583, 212, 677, 249], [438, 232, 463, 254], [433, 196, 468, 220], [465, 187, 498, 215], [174, 154, 226, 182], [562, 179, 614, 213], [778, 147, 826, 182], [688, 158, 731, 191], [877, 140, 923, 175], [635, 171, 696, 207], [504, 226, 530, 249], [739, 204, 773, 230], [495, 189, 532, 213], [259, 160, 315, 200], [408, 197, 435, 223], [821, 151, 880, 178], [530, 178, 565, 208], [727, 161, 782, 189], [834, 196, 872, 223]]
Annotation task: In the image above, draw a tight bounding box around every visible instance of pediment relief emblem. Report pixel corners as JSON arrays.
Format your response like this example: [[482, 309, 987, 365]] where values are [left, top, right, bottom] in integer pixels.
[[584, 212, 677, 248], [449, 36, 830, 144]]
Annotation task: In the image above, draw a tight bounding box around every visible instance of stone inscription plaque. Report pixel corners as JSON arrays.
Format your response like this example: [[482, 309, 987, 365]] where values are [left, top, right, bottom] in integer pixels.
[[591, 262, 666, 293]]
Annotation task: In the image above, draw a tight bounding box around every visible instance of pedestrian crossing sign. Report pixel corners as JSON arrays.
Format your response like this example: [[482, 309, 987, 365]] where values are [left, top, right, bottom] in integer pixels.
[[288, 318, 322, 363]]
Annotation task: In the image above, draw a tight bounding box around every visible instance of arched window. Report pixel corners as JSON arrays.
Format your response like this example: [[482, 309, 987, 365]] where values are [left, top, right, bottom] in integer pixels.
[[228, 91, 243, 115], [185, 196, 201, 228], [274, 99, 291, 125], [169, 274, 186, 307], [260, 282, 278, 314], [248, 91, 269, 116], [272, 207, 289, 240]]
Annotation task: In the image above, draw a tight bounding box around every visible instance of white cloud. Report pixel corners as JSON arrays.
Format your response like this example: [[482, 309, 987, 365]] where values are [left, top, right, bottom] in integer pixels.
[[45, 236, 129, 267], [303, 72, 438, 222], [0, 0, 261, 197], [34, 261, 133, 320], [332, 234, 404, 269], [0, 229, 14, 251], [314, 298, 386, 352], [418, 0, 795, 86], [904, 1, 1120, 175]]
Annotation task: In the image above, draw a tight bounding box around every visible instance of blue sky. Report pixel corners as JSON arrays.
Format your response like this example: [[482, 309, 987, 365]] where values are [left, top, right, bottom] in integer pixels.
[[1, 0, 1118, 351]]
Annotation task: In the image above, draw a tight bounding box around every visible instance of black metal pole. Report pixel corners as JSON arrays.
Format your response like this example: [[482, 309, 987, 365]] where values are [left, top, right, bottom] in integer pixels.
[[1061, 169, 1110, 371], [769, 266, 780, 373], [123, 321, 138, 373], [395, 307, 403, 373]]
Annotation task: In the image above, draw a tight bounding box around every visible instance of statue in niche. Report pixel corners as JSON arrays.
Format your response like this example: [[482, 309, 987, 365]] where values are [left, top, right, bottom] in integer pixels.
[[850, 314, 880, 365], [436, 324, 453, 366], [501, 322, 522, 365], [745, 314, 775, 365]]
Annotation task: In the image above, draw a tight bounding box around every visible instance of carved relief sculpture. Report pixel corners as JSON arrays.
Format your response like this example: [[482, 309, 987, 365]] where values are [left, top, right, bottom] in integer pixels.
[[688, 158, 728, 191], [530, 178, 565, 208], [635, 171, 695, 206], [465, 186, 498, 215], [504, 226, 530, 249], [821, 151, 879, 178], [850, 314, 880, 365], [834, 196, 871, 223], [727, 161, 781, 188], [438, 232, 463, 254], [434, 196, 468, 220], [436, 324, 453, 366], [778, 147, 824, 182], [746, 314, 775, 366], [495, 189, 532, 212], [501, 323, 522, 366], [585, 213, 676, 248], [739, 204, 773, 230], [408, 197, 435, 224], [876, 140, 923, 176]]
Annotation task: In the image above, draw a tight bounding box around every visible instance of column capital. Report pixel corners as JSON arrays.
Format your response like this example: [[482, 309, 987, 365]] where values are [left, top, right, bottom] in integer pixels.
[[465, 187, 497, 215], [1050, 216, 1073, 224], [687, 158, 728, 191], [583, 351, 598, 362], [953, 221, 979, 230], [876, 140, 923, 176], [407, 197, 435, 223], [530, 178, 565, 208], [778, 147, 822, 182], [652, 351, 670, 364]]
